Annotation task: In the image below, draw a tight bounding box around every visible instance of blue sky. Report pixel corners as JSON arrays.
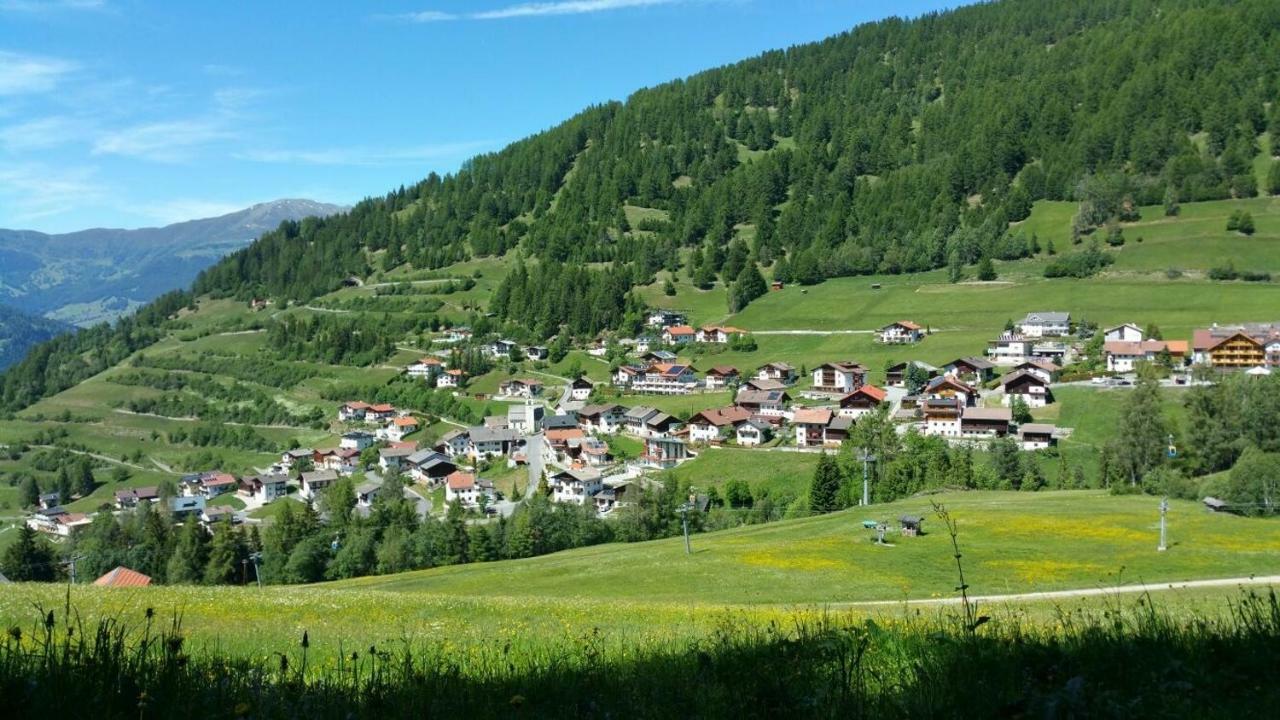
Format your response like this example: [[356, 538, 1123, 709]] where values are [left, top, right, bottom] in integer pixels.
[[0, 0, 959, 233]]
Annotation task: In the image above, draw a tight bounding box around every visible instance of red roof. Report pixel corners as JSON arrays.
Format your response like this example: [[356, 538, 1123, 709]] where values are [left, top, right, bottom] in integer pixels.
[[369, 404, 395, 413], [666, 325, 695, 336], [417, 357, 443, 365], [446, 472, 476, 491], [689, 406, 751, 427], [93, 566, 152, 588], [842, 385, 887, 404], [344, 401, 370, 410], [392, 417, 419, 427], [204, 474, 236, 487]]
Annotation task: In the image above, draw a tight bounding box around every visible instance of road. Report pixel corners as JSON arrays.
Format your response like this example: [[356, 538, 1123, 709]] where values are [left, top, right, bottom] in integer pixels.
[[829, 575, 1280, 608]]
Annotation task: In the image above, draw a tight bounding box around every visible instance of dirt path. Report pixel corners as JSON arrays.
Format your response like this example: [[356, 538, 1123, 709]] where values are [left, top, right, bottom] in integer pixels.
[[830, 575, 1280, 608], [31, 444, 149, 471]]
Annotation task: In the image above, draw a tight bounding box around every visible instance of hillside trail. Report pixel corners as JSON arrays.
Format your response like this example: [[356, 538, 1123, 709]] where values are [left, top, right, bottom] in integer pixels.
[[828, 575, 1280, 609]]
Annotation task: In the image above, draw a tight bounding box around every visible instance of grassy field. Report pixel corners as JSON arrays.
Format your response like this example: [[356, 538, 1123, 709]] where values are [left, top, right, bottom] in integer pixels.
[[670, 447, 818, 497], [331, 491, 1280, 604]]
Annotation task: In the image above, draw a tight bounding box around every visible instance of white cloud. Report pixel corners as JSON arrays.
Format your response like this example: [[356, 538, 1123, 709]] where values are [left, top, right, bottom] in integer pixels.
[[387, 0, 684, 23], [396, 10, 457, 22], [0, 50, 77, 95], [0, 114, 92, 151], [0, 163, 103, 222], [474, 0, 680, 20], [92, 119, 234, 162], [136, 198, 247, 225], [236, 140, 497, 167]]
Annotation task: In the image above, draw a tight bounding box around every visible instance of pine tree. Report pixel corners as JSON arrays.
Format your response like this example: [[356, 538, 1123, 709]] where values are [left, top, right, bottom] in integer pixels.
[[76, 458, 95, 498], [0, 524, 57, 581], [56, 466, 72, 504], [166, 519, 208, 585], [19, 476, 39, 508], [977, 256, 997, 281], [809, 453, 843, 514], [203, 524, 246, 585]]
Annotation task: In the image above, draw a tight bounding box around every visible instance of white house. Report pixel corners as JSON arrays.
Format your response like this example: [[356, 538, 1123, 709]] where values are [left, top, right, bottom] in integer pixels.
[[468, 427, 520, 461], [549, 468, 603, 506], [445, 471, 493, 508], [437, 369, 465, 388], [570, 377, 594, 401], [338, 402, 370, 422], [1018, 423, 1058, 451], [1104, 340, 1189, 373], [1000, 370, 1053, 408], [687, 407, 751, 444], [704, 366, 739, 390], [1103, 323, 1144, 343], [437, 429, 470, 458], [922, 399, 963, 438], [878, 321, 924, 344], [406, 357, 444, 380], [1018, 312, 1071, 338], [735, 420, 772, 446], [630, 363, 699, 395], [578, 404, 627, 434], [755, 362, 797, 385], [987, 333, 1032, 365], [735, 388, 790, 417], [442, 327, 472, 343], [811, 362, 866, 394], [499, 378, 544, 398], [838, 385, 887, 419], [793, 408, 834, 448], [662, 325, 696, 344], [378, 446, 416, 473], [641, 436, 690, 469], [696, 325, 746, 343], [507, 403, 544, 434], [239, 475, 288, 502], [959, 407, 1013, 439], [382, 417, 420, 442], [298, 469, 339, 500], [647, 309, 686, 327], [340, 431, 376, 451]]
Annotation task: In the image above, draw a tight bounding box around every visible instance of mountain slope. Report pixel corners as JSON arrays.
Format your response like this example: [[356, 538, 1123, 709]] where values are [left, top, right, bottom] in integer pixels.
[[5, 0, 1280, 410], [0, 305, 69, 370], [0, 199, 345, 327]]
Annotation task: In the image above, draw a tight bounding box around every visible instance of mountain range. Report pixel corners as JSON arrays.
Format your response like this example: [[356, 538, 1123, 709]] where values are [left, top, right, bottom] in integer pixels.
[[0, 199, 346, 328]]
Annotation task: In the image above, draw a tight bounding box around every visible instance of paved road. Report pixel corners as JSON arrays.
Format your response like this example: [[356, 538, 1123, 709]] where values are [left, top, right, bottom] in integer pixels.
[[525, 431, 545, 501], [828, 575, 1280, 608]]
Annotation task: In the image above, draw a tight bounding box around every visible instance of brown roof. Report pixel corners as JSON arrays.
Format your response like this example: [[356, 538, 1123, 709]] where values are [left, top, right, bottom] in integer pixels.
[[842, 385, 887, 404], [666, 325, 695, 336], [793, 408, 833, 425], [1105, 340, 1188, 356], [369, 404, 395, 413], [93, 566, 152, 588], [706, 365, 739, 377], [887, 320, 922, 331], [962, 407, 1012, 422], [392, 417, 419, 427], [689, 406, 752, 427]]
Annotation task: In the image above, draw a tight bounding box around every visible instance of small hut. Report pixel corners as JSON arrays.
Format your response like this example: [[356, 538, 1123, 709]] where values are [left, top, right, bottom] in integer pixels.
[[899, 515, 924, 537]]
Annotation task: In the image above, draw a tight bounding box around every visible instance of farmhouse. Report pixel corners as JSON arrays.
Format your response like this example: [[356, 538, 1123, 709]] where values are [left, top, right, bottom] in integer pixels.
[[468, 427, 520, 460], [383, 416, 420, 442], [793, 408, 834, 448], [1103, 323, 1144, 343], [578, 403, 627, 434], [298, 469, 339, 500], [631, 363, 699, 395], [885, 360, 937, 388], [879, 320, 923, 344], [280, 448, 313, 470], [1018, 311, 1071, 338], [735, 388, 791, 417], [436, 429, 470, 457], [1104, 340, 1189, 373], [1191, 324, 1280, 369], [570, 376, 594, 400], [755, 361, 797, 385], [704, 365, 740, 389], [338, 401, 370, 422], [1000, 370, 1054, 408], [811, 361, 867, 394], [696, 325, 747, 343], [340, 431, 376, 451], [662, 325, 696, 344], [922, 398, 963, 437], [647, 309, 686, 327], [735, 419, 773, 446], [959, 407, 1013, 438], [437, 369, 466, 388], [925, 375, 977, 406], [377, 446, 416, 473], [406, 450, 457, 484], [500, 378, 544, 398], [239, 474, 288, 502], [944, 356, 996, 383], [687, 406, 751, 444], [406, 356, 444, 379], [987, 332, 1032, 365], [1018, 423, 1058, 450], [550, 468, 604, 506], [838, 385, 887, 419], [641, 436, 691, 469], [445, 472, 494, 508]]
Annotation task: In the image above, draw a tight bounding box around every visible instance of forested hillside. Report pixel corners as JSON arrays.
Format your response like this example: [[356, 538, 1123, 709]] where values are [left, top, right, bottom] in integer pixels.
[[4, 0, 1280, 410], [0, 306, 68, 371]]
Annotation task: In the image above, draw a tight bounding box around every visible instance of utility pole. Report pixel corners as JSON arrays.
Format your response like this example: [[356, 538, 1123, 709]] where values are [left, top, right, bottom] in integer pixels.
[[241, 558, 248, 586], [66, 554, 83, 584], [1158, 497, 1168, 552], [858, 451, 876, 506], [249, 551, 263, 587], [677, 492, 695, 555]]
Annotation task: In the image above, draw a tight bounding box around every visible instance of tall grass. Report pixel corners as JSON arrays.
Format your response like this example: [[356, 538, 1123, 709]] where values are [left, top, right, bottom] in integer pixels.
[[2, 587, 1278, 718]]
